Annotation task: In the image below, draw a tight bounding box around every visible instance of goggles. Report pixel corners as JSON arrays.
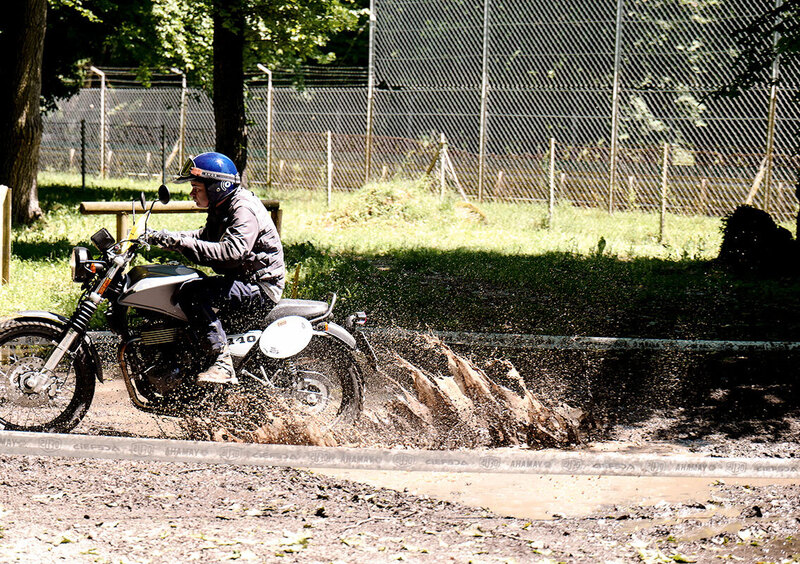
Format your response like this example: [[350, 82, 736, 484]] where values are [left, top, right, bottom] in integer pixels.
[[175, 157, 241, 184]]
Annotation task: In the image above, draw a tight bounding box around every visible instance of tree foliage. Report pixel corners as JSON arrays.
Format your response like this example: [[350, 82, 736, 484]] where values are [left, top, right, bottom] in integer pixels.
[[102, 0, 366, 91], [715, 0, 800, 98]]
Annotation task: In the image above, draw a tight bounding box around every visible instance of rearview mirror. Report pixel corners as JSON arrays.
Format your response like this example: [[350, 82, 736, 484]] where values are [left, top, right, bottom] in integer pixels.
[[158, 184, 171, 205]]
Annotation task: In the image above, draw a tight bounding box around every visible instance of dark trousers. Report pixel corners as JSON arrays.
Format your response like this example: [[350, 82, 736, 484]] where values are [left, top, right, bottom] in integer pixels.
[[176, 276, 274, 353]]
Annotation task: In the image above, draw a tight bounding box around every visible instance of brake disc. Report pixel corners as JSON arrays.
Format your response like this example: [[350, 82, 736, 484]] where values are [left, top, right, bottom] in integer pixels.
[[6, 358, 53, 407]]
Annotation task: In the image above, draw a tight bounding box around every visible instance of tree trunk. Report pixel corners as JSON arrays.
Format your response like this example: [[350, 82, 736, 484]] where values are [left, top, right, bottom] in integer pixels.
[[213, 1, 248, 175], [0, 0, 46, 225]]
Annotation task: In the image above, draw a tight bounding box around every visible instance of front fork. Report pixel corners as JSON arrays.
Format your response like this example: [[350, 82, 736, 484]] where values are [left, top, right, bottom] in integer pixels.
[[30, 295, 103, 393]]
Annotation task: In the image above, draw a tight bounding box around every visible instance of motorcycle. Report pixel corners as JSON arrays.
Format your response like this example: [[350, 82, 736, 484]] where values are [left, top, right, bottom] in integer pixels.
[[0, 185, 373, 434]]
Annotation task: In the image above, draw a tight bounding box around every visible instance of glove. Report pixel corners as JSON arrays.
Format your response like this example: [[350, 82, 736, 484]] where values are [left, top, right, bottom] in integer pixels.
[[147, 229, 181, 249]]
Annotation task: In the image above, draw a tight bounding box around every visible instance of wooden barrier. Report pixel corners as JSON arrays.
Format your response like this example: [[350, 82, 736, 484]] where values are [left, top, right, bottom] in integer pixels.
[[0, 185, 10, 285], [79, 199, 282, 243]]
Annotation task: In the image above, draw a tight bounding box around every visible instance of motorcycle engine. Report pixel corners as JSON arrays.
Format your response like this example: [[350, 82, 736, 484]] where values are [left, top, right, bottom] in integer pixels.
[[121, 316, 205, 400]]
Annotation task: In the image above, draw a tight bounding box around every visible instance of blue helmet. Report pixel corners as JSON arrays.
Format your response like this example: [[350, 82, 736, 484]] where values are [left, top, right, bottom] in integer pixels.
[[175, 152, 241, 203]]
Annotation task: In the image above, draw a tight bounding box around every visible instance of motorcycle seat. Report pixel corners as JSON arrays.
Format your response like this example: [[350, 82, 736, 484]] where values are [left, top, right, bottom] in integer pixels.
[[265, 299, 329, 323]]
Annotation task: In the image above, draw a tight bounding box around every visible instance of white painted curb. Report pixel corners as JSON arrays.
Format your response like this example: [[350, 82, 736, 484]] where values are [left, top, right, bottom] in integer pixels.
[[1, 430, 798, 478]]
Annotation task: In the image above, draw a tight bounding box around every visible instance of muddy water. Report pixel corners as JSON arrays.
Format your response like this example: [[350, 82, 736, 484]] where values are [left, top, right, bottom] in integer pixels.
[[308, 469, 797, 520], [79, 378, 800, 521]]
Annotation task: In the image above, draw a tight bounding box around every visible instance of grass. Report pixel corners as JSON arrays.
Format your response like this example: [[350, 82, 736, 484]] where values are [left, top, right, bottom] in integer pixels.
[[3, 172, 800, 342]]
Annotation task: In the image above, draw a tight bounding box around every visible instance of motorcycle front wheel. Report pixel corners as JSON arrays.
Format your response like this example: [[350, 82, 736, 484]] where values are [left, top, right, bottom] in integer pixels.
[[0, 319, 95, 433]]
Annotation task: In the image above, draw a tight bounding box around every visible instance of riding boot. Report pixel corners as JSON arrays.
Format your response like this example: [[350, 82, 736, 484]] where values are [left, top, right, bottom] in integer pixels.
[[196, 344, 238, 385]]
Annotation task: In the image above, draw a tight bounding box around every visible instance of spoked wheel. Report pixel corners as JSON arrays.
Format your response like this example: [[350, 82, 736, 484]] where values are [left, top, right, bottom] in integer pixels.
[[240, 337, 363, 428], [0, 320, 95, 432]]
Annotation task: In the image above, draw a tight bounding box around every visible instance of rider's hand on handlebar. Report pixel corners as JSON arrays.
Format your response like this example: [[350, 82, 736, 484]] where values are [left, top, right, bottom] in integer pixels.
[[147, 229, 181, 249]]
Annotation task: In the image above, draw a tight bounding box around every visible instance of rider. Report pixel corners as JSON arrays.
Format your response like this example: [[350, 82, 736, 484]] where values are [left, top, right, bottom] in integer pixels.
[[148, 152, 285, 385]]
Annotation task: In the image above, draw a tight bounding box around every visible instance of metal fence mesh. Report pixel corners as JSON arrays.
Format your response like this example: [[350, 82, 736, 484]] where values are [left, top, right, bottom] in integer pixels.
[[40, 0, 800, 220]]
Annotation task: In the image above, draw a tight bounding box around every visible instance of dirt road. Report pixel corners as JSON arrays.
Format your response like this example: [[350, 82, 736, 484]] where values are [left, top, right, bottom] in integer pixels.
[[1, 378, 798, 563]]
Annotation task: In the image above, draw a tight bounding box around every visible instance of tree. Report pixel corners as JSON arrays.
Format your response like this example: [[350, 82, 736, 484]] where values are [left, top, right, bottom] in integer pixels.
[[715, 0, 800, 98], [0, 0, 146, 224], [0, 0, 48, 224]]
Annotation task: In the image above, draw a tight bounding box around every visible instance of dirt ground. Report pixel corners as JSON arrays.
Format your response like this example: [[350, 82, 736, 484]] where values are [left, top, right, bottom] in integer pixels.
[[0, 373, 797, 563], [0, 453, 798, 563]]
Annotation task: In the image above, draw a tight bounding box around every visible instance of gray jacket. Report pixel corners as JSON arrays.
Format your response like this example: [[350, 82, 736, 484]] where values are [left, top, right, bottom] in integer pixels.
[[171, 188, 285, 302]]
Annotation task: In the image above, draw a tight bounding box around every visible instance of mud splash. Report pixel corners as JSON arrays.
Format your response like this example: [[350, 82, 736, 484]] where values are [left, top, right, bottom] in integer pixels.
[[180, 333, 588, 449]]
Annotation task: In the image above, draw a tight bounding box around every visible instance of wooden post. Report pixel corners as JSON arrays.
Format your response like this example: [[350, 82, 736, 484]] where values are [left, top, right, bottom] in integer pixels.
[[627, 175, 636, 210], [698, 178, 708, 216], [659, 142, 670, 243], [440, 133, 448, 201], [495, 170, 505, 194], [559, 172, 566, 202], [116, 214, 129, 244], [548, 137, 556, 227], [1, 185, 11, 285]]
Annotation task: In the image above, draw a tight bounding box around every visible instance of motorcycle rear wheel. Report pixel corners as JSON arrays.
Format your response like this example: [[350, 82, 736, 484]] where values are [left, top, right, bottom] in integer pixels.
[[0, 320, 95, 433], [240, 336, 363, 428]]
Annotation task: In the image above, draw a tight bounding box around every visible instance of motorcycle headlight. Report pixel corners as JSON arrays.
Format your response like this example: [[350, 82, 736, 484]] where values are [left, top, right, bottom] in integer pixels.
[[70, 247, 92, 282]]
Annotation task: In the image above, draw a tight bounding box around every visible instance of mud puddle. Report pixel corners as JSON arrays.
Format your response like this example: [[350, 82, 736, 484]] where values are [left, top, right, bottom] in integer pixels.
[[309, 465, 799, 521]]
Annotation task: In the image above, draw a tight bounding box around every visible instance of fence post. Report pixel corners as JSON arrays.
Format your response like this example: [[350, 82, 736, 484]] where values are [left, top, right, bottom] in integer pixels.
[[628, 175, 636, 209], [179, 72, 187, 167], [364, 0, 376, 183], [89, 66, 106, 178], [267, 70, 273, 189], [548, 137, 556, 227], [257, 64, 274, 188], [161, 124, 166, 185], [327, 130, 333, 208], [440, 133, 448, 201], [477, 0, 491, 203], [608, 0, 625, 214], [0, 185, 10, 285], [698, 178, 708, 215], [764, 0, 782, 213], [659, 142, 670, 243], [80, 119, 86, 189]]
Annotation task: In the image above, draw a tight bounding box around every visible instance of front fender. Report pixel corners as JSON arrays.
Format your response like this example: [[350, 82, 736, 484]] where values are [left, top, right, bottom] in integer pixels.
[[7, 310, 105, 383]]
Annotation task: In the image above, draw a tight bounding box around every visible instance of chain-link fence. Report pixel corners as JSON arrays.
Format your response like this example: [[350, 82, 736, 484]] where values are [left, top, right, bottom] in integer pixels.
[[40, 0, 800, 220]]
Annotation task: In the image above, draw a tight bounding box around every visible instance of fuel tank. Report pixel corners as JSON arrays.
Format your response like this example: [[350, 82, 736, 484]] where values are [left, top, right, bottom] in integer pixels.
[[117, 264, 202, 321]]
